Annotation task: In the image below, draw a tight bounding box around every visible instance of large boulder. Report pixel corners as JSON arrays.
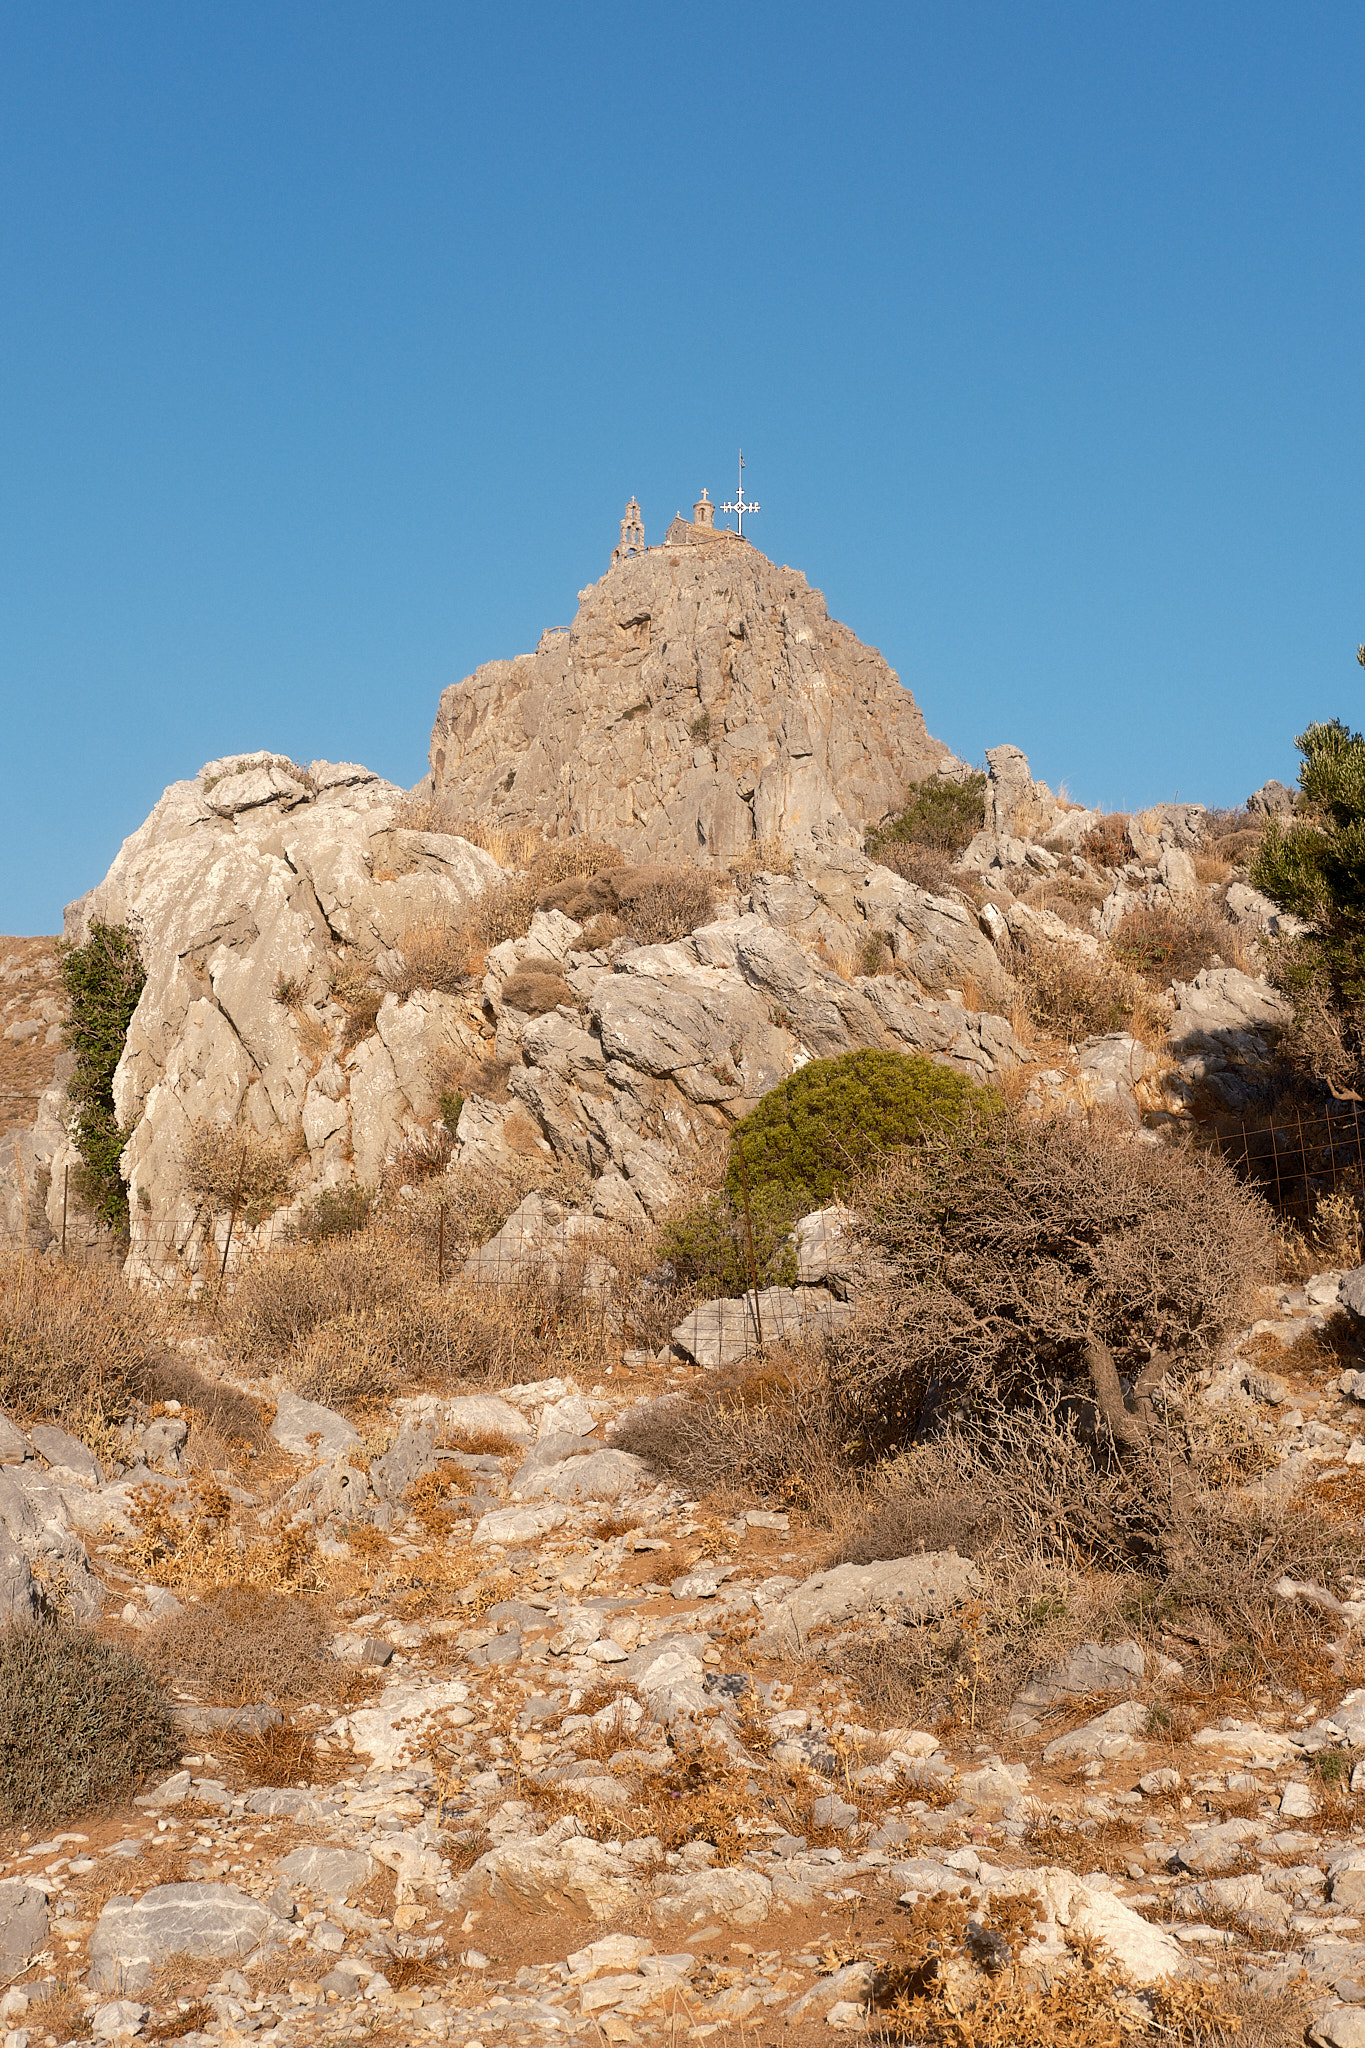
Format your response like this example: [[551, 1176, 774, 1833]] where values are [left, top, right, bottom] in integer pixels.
[[89, 1883, 286, 1992], [427, 539, 947, 864], [756, 1552, 981, 1656], [58, 753, 499, 1281]]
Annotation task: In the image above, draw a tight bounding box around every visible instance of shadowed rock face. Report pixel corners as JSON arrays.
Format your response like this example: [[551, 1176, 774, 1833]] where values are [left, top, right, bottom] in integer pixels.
[[427, 540, 948, 864]]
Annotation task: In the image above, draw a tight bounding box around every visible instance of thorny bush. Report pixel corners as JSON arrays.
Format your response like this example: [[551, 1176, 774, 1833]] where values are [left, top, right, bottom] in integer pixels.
[[181, 1120, 294, 1225], [830, 1107, 1273, 1448], [0, 1621, 179, 1825]]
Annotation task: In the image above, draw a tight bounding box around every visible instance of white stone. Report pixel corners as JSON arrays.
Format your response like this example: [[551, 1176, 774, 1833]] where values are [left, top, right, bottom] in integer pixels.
[[473, 1502, 569, 1546], [756, 1552, 981, 1657]]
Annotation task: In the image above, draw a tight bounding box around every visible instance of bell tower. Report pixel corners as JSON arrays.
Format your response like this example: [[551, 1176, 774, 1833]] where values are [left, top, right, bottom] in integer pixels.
[[612, 497, 645, 566]]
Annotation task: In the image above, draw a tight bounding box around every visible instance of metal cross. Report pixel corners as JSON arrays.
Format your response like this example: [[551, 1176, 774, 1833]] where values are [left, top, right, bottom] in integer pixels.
[[720, 450, 760, 537]]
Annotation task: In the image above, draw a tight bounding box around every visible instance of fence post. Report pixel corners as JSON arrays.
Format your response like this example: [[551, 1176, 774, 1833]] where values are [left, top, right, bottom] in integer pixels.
[[736, 1140, 765, 1353], [216, 1157, 247, 1305], [61, 1165, 68, 1258]]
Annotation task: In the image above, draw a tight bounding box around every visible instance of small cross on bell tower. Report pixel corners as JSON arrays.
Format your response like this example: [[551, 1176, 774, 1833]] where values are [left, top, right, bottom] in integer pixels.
[[692, 487, 715, 529], [612, 497, 645, 566], [720, 451, 760, 538]]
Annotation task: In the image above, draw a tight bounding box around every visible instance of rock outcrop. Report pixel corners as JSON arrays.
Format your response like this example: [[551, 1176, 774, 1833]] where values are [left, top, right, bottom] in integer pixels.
[[50, 754, 501, 1281], [426, 539, 950, 864], [16, 745, 1030, 1281]]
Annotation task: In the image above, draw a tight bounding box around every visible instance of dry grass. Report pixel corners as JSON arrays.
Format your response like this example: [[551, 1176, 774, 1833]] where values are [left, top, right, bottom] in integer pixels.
[[0, 1248, 169, 1427], [329, 957, 383, 1050], [874, 1952, 1255, 2046], [499, 964, 577, 1015], [1110, 900, 1247, 987], [1203, 807, 1267, 869], [145, 1587, 336, 1705], [1012, 939, 1167, 1048], [1079, 813, 1131, 868], [121, 1481, 321, 1596], [869, 841, 957, 894], [218, 1173, 652, 1410], [1017, 875, 1109, 930], [405, 1461, 471, 1536], [180, 1121, 296, 1227], [217, 1720, 333, 1787], [385, 918, 481, 998], [832, 1548, 1133, 1735], [384, 838, 625, 994], [613, 1349, 860, 1520], [147, 2003, 214, 2041], [536, 859, 716, 945], [729, 835, 795, 885]]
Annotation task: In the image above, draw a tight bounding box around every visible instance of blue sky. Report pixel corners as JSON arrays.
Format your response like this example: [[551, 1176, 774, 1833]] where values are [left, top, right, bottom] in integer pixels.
[[4, 3, 1365, 932]]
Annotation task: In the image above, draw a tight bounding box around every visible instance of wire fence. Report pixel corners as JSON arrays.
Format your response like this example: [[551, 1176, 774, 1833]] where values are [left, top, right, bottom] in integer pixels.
[[1207, 1099, 1365, 1225], [11, 1166, 855, 1374]]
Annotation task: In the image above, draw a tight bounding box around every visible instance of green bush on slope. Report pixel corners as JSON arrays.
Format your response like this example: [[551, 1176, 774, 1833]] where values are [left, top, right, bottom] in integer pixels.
[[866, 773, 987, 860], [724, 1047, 992, 1213], [58, 920, 145, 1231], [1250, 717, 1365, 1086]]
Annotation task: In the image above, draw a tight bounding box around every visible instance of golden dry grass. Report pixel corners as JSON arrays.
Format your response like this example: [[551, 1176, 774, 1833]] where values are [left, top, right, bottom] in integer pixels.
[[0, 1246, 168, 1425]]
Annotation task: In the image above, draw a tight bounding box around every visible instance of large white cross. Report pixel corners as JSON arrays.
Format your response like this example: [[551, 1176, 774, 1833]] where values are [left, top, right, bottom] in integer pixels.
[[721, 450, 760, 537]]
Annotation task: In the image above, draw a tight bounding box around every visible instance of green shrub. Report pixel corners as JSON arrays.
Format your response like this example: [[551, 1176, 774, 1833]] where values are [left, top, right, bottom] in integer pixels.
[[657, 1186, 803, 1298], [1247, 717, 1365, 1087], [58, 920, 145, 1231], [866, 772, 986, 860], [725, 1048, 991, 1210], [0, 1622, 179, 1824]]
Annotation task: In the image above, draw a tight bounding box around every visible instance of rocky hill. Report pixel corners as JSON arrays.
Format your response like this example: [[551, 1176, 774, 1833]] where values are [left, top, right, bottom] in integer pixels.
[[7, 540, 1365, 2048], [427, 537, 951, 863], [0, 536, 1309, 1292]]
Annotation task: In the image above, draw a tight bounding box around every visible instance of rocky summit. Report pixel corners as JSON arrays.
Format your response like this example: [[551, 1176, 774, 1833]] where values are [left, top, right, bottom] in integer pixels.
[[3, 530, 1364, 2048], [427, 534, 949, 863]]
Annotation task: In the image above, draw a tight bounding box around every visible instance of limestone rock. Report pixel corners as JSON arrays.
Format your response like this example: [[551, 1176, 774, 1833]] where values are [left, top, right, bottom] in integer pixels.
[[1041, 1699, 1149, 1762], [756, 1552, 981, 1657], [269, 1390, 359, 1462], [651, 1867, 772, 1928], [983, 744, 1064, 841], [1170, 967, 1294, 1112], [1247, 779, 1296, 817], [275, 1846, 373, 1899], [462, 1830, 638, 1921], [1011, 1640, 1146, 1718], [987, 1865, 1182, 1983], [89, 1882, 285, 1993], [428, 542, 944, 864], [519, 1449, 647, 1503], [670, 1287, 853, 1369], [54, 752, 499, 1278], [327, 1677, 473, 1769], [0, 1880, 47, 1974], [29, 1422, 101, 1487]]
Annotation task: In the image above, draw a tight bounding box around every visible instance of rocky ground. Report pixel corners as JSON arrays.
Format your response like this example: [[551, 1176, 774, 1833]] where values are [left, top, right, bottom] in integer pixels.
[[3, 1267, 1365, 2045]]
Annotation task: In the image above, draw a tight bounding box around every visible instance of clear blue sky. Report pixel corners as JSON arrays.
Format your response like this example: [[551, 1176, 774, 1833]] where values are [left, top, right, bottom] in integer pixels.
[[4, 2, 1364, 933]]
